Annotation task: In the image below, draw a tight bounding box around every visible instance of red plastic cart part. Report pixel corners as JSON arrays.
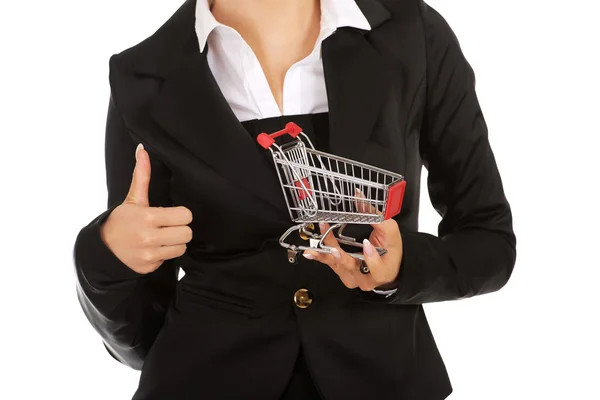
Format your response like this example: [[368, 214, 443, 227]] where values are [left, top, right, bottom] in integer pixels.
[[257, 122, 303, 149], [294, 178, 313, 200], [383, 180, 406, 220]]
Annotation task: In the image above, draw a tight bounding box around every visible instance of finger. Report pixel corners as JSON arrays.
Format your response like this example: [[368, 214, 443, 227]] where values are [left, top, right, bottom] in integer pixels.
[[303, 249, 337, 268], [156, 244, 187, 261], [303, 250, 360, 289], [303, 248, 347, 276], [361, 238, 388, 283], [317, 222, 360, 274], [354, 188, 385, 232], [154, 225, 194, 246], [309, 223, 366, 282], [147, 206, 194, 227], [125, 144, 151, 207], [307, 238, 364, 283], [315, 223, 342, 258], [353, 188, 381, 216], [332, 245, 364, 275], [354, 188, 399, 236]]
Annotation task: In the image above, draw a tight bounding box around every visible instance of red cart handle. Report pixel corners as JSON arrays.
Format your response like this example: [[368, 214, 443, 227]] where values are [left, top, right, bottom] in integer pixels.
[[257, 122, 303, 149]]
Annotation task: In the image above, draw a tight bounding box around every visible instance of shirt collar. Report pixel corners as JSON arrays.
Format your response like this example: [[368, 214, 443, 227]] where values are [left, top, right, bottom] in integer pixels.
[[194, 0, 371, 53]]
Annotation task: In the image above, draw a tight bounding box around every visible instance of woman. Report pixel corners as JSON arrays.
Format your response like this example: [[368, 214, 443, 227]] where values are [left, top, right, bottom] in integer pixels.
[[73, 0, 517, 399]]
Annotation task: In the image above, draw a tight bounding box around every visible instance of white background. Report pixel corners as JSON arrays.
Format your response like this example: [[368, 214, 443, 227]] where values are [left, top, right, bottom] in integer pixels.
[[1, 0, 599, 399]]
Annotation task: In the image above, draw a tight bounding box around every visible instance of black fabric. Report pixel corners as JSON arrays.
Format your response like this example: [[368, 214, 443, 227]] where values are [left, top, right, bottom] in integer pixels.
[[280, 347, 323, 400], [243, 113, 328, 399], [73, 0, 516, 399]]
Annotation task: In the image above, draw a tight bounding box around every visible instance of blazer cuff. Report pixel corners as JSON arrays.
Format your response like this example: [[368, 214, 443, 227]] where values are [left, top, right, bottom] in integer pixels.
[[74, 205, 145, 287], [386, 231, 439, 304], [356, 248, 405, 303], [371, 288, 398, 297]]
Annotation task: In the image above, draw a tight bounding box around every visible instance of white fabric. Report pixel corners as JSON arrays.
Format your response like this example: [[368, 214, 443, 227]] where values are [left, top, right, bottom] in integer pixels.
[[194, 0, 371, 121]]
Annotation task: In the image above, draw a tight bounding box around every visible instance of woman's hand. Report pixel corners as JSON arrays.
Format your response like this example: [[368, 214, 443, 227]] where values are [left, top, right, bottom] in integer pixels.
[[302, 218, 403, 291], [99, 144, 194, 274]]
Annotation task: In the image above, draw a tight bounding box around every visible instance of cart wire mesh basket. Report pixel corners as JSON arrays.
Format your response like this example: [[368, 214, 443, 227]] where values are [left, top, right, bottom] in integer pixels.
[[257, 122, 406, 266]]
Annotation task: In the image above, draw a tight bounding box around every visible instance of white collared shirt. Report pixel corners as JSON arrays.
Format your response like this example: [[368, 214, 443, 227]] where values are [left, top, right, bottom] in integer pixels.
[[194, 0, 396, 298], [194, 0, 370, 121]]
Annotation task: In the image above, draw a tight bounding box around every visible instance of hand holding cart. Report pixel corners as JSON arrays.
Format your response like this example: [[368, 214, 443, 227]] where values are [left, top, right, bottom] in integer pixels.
[[257, 122, 406, 272]]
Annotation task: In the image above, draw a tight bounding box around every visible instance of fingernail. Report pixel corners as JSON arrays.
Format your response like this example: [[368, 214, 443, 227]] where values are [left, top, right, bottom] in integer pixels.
[[319, 222, 326, 230], [331, 248, 341, 259], [363, 239, 373, 256], [135, 143, 144, 160], [303, 252, 315, 260]]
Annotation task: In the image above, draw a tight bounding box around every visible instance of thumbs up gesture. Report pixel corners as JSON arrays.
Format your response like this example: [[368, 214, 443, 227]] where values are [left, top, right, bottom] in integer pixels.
[[99, 144, 194, 274]]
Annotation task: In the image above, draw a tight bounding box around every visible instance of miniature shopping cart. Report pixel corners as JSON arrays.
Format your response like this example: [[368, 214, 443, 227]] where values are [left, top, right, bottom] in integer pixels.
[[257, 122, 406, 271]]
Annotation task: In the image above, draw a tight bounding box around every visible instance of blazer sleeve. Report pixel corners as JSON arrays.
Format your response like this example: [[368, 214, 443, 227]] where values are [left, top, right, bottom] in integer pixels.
[[73, 93, 179, 370], [384, 2, 517, 305]]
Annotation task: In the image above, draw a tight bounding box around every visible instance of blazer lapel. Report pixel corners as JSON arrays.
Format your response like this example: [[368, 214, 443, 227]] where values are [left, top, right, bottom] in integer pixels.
[[322, 0, 393, 162], [149, 36, 288, 214], [136, 0, 393, 217]]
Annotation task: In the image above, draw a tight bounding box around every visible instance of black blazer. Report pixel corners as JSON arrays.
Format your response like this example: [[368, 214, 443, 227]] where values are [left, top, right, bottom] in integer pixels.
[[73, 0, 517, 399]]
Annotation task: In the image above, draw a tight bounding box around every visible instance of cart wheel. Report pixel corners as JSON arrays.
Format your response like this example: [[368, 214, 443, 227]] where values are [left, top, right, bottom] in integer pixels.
[[287, 249, 299, 264], [298, 223, 315, 240], [359, 259, 370, 274]]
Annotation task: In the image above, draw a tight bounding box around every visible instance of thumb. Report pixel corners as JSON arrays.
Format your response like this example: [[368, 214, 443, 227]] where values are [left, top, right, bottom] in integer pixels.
[[125, 143, 151, 206]]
